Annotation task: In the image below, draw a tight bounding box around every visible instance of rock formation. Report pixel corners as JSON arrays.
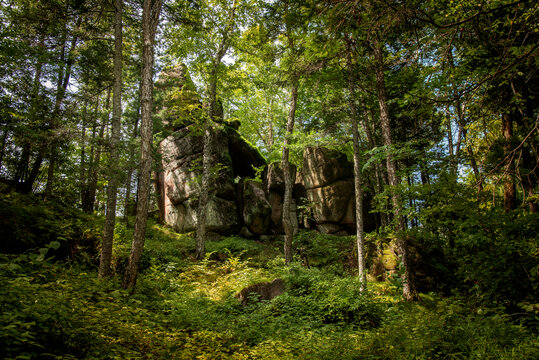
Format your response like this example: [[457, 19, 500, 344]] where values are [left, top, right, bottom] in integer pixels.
[[155, 65, 266, 236], [155, 64, 374, 238]]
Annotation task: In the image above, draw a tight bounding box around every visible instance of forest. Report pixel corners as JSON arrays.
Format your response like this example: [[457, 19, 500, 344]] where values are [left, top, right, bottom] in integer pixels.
[[0, 0, 538, 358]]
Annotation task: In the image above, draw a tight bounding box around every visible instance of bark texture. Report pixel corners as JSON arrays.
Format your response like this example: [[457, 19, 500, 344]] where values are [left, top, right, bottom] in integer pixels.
[[195, 0, 237, 259], [44, 17, 81, 201], [282, 79, 298, 265], [373, 38, 416, 300], [123, 0, 162, 291], [502, 113, 516, 212], [346, 37, 367, 291], [99, 0, 123, 279]]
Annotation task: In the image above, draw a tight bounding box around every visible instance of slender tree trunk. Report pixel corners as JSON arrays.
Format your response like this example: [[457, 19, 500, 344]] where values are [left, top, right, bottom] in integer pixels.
[[502, 113, 516, 212], [80, 101, 88, 201], [195, 0, 237, 260], [267, 96, 274, 150], [16, 39, 44, 193], [0, 126, 9, 170], [361, 99, 387, 228], [99, 0, 123, 279], [86, 91, 109, 212], [124, 115, 140, 224], [346, 37, 367, 291], [123, 0, 162, 291], [195, 112, 212, 259], [282, 78, 299, 265], [373, 38, 416, 300], [527, 181, 537, 213]]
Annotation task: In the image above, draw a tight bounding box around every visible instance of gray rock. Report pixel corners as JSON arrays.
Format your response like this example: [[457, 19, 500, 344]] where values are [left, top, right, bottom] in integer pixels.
[[302, 147, 352, 189], [240, 180, 272, 236], [236, 279, 285, 306], [307, 180, 354, 223], [317, 223, 342, 234], [172, 197, 240, 234]]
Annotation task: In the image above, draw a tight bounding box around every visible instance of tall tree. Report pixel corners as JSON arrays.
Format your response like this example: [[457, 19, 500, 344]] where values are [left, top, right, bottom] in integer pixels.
[[371, 32, 416, 300], [195, 0, 239, 260], [123, 0, 162, 291], [99, 0, 123, 279], [345, 35, 367, 291]]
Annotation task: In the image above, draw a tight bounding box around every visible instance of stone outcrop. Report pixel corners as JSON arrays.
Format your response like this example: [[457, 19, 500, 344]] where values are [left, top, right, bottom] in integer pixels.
[[155, 64, 374, 238], [155, 64, 267, 236]]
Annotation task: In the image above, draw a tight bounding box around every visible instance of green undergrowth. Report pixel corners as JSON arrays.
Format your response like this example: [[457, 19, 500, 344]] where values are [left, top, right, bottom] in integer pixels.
[[1, 219, 537, 359]]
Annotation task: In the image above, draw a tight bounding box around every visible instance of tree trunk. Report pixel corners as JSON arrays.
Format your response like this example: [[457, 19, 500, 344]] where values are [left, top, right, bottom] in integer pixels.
[[84, 91, 109, 213], [502, 113, 516, 212], [124, 114, 140, 224], [527, 181, 537, 213], [361, 98, 387, 229], [346, 37, 367, 291], [372, 37, 416, 301], [0, 125, 9, 171], [16, 38, 45, 194], [123, 0, 162, 291], [99, 0, 123, 279], [195, 115, 212, 260], [80, 101, 88, 202], [195, 1, 237, 260], [282, 78, 299, 265]]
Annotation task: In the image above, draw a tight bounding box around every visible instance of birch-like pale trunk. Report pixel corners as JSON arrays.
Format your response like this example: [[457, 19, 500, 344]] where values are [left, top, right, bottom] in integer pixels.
[[345, 36, 367, 291]]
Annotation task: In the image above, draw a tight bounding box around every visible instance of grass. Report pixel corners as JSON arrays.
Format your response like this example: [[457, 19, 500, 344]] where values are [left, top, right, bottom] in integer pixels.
[[1, 220, 537, 359]]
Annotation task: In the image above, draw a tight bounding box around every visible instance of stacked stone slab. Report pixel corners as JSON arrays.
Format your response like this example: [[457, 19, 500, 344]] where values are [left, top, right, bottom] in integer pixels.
[[301, 147, 374, 234], [155, 64, 267, 236]]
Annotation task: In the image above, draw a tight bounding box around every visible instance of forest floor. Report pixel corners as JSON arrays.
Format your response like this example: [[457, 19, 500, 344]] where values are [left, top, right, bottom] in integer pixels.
[[1, 218, 538, 359]]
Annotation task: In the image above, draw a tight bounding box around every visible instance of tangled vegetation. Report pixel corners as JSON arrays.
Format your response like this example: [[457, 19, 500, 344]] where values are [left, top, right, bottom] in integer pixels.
[[1, 193, 537, 359]]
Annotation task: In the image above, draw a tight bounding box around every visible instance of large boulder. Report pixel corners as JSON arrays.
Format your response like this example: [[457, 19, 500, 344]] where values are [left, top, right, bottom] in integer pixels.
[[306, 180, 354, 223], [302, 147, 352, 189], [167, 197, 239, 234]]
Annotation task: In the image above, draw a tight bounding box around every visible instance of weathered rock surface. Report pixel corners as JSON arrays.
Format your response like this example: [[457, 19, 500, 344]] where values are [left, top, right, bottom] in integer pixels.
[[302, 147, 352, 189], [236, 279, 285, 306], [155, 64, 269, 235], [301, 146, 374, 234], [238, 179, 272, 235]]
